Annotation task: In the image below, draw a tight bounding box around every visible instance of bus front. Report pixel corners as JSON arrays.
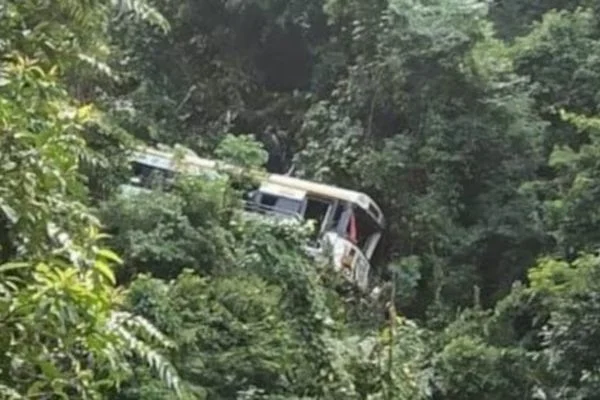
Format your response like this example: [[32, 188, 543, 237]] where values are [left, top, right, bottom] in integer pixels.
[[322, 199, 384, 291]]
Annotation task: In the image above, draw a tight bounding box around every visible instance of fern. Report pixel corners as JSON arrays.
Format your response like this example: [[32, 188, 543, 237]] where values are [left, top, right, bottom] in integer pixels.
[[108, 311, 183, 397]]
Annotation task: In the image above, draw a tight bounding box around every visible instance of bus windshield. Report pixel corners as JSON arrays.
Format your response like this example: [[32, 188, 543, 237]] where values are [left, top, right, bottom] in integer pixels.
[[351, 208, 380, 249]]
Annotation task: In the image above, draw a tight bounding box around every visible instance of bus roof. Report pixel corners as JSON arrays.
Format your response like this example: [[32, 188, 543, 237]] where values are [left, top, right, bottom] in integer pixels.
[[264, 175, 384, 227], [131, 146, 385, 228]]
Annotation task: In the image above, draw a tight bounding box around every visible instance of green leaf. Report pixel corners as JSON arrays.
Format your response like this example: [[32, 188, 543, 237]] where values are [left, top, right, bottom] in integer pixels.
[[96, 248, 123, 265], [94, 259, 117, 285], [0, 262, 30, 273], [0, 204, 19, 223]]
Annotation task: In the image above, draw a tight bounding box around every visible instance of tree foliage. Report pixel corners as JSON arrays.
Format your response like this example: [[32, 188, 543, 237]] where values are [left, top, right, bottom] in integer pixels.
[[0, 0, 181, 398], [6, 0, 600, 398]]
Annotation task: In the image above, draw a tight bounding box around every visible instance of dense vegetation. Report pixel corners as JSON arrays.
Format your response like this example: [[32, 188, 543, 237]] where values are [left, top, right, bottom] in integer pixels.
[[3, 0, 600, 398]]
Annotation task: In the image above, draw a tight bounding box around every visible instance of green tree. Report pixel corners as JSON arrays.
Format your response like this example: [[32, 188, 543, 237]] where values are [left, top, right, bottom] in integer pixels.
[[10, 0, 600, 398], [295, 0, 546, 316], [0, 0, 181, 398]]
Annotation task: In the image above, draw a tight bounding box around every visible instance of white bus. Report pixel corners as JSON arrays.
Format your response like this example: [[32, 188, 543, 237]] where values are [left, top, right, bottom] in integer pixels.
[[121, 146, 385, 291]]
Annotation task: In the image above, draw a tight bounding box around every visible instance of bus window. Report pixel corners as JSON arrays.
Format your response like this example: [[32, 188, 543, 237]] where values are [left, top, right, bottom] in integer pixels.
[[353, 207, 380, 252], [330, 203, 345, 233], [130, 162, 152, 184], [259, 193, 302, 217], [304, 197, 331, 238], [130, 162, 174, 188]]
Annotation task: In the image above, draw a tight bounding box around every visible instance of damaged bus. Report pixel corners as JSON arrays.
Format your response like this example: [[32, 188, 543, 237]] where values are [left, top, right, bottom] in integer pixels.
[[120, 146, 385, 291]]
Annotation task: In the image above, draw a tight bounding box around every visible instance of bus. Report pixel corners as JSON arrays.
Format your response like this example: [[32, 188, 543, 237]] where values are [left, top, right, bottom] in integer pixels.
[[120, 146, 385, 291]]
